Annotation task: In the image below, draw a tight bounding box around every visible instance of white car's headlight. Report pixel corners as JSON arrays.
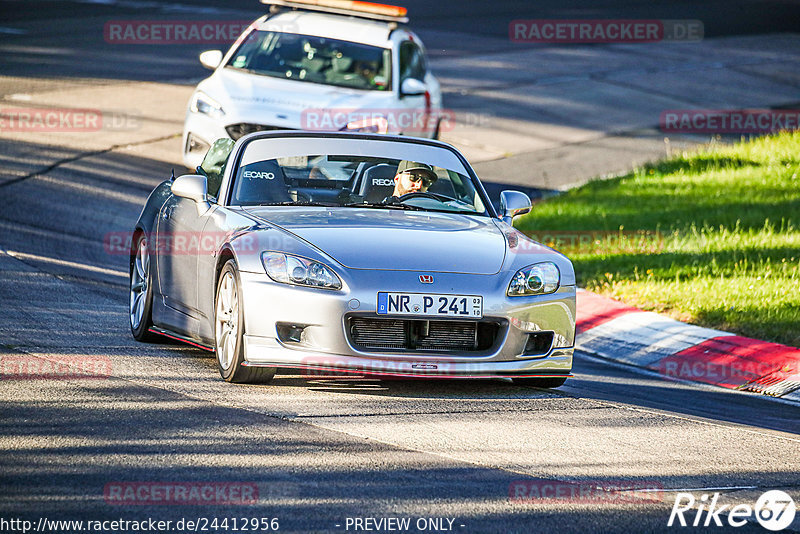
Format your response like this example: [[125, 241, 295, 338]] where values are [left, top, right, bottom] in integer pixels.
[[507, 262, 560, 296], [190, 91, 225, 119], [262, 252, 342, 290]]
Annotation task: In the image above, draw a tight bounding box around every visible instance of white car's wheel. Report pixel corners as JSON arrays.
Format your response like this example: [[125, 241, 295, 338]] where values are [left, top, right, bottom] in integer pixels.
[[129, 233, 156, 341], [215, 260, 276, 384]]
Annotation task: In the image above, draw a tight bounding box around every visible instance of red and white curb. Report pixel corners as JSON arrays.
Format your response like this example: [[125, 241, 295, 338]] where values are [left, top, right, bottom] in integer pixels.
[[575, 289, 800, 399]]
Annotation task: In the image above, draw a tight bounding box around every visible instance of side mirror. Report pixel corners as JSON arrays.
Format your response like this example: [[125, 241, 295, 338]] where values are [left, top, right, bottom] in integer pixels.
[[400, 78, 426, 97], [172, 174, 211, 215], [199, 50, 223, 70], [500, 190, 532, 225]]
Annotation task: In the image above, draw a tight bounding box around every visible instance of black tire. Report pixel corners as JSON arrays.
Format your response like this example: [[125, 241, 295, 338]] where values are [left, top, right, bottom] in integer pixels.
[[129, 232, 158, 342], [215, 260, 276, 384], [512, 376, 568, 389]]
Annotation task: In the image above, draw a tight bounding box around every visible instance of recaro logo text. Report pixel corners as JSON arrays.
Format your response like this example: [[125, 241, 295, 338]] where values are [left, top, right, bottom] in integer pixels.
[[242, 171, 275, 180]]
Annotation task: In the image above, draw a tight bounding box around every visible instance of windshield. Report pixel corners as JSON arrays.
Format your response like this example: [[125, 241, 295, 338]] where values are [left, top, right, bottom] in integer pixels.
[[226, 30, 391, 91], [230, 154, 488, 216]]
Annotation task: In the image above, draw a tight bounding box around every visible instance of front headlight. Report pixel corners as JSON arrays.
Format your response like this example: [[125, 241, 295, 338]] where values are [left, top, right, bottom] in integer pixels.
[[507, 262, 560, 296], [190, 91, 225, 119], [261, 252, 342, 290]]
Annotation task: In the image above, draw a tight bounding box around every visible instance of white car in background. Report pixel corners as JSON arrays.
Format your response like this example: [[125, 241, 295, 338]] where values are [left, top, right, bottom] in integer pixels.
[[183, 0, 444, 170]]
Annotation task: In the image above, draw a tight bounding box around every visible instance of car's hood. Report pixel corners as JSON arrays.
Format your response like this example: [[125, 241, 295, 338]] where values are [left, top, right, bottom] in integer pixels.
[[242, 207, 508, 275], [201, 69, 393, 127]]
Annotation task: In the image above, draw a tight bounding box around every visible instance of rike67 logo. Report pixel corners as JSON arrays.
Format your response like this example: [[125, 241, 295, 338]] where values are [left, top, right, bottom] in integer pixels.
[[668, 490, 795, 531]]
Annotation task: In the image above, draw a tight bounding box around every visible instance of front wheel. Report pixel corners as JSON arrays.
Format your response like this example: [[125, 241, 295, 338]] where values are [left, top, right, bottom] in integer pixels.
[[130, 233, 157, 342], [512, 377, 567, 389], [215, 260, 276, 384]]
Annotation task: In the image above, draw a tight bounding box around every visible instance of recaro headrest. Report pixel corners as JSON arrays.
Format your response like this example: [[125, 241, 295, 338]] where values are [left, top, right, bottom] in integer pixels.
[[235, 160, 291, 205], [359, 163, 397, 203]]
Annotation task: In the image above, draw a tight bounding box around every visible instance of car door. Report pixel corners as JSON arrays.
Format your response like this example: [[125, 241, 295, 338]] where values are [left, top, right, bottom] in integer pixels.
[[155, 139, 234, 337], [155, 196, 213, 335]]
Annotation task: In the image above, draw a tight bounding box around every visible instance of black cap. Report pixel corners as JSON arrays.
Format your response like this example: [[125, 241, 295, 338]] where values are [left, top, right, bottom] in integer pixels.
[[396, 160, 437, 180]]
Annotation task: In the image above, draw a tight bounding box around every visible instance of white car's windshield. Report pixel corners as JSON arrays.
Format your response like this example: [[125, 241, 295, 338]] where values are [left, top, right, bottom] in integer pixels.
[[227, 30, 391, 91], [231, 153, 488, 216]]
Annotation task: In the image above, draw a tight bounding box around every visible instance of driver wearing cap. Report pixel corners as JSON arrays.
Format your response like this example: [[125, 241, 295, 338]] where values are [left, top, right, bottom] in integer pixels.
[[390, 160, 438, 197]]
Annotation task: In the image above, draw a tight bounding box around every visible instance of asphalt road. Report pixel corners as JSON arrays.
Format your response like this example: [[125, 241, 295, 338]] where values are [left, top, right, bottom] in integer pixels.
[[1, 117, 799, 533], [1, 1, 800, 533]]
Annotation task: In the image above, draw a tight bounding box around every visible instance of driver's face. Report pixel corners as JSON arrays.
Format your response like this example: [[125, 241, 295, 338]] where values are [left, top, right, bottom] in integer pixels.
[[394, 171, 435, 196]]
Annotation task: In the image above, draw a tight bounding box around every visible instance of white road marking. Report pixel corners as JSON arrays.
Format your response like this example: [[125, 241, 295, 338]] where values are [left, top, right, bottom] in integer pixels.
[[7, 93, 32, 101], [2, 249, 126, 278], [784, 389, 800, 403], [635, 486, 758, 493], [0, 27, 28, 35]]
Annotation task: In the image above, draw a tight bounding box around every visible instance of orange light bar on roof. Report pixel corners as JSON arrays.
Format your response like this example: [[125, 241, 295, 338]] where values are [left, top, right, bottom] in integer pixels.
[[264, 0, 408, 21], [346, 1, 407, 18], [291, 0, 406, 17]]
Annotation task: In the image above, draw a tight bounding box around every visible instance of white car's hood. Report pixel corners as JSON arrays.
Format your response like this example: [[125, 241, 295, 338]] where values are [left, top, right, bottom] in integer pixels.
[[243, 207, 509, 275], [201, 69, 394, 128]]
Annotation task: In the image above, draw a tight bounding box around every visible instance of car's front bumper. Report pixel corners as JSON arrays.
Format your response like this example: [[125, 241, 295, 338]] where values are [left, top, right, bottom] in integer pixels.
[[243, 335, 572, 378], [238, 270, 576, 378]]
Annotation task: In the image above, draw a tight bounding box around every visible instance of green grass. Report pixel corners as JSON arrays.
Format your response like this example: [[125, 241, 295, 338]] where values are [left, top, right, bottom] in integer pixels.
[[514, 132, 800, 347]]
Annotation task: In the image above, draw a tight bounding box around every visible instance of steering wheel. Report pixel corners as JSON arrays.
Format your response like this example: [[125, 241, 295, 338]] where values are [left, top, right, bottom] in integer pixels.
[[398, 191, 451, 202]]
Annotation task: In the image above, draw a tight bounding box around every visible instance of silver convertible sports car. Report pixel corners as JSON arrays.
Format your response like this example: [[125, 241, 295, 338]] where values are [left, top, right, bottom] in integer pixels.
[[129, 132, 576, 386]]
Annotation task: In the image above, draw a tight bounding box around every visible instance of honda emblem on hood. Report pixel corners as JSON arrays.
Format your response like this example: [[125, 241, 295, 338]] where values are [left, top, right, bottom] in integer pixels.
[[419, 275, 434, 284]]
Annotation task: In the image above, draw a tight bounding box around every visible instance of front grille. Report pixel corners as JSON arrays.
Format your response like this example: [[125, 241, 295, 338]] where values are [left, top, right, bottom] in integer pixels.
[[348, 316, 502, 353], [349, 317, 407, 349], [225, 123, 290, 140]]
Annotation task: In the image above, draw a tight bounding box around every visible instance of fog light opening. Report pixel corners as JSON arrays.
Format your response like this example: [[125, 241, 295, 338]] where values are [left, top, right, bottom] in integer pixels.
[[186, 133, 210, 154], [523, 331, 554, 356], [276, 323, 308, 344]]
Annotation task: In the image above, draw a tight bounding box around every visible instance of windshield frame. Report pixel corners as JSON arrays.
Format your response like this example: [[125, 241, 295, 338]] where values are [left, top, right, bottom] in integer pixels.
[[220, 132, 498, 218]]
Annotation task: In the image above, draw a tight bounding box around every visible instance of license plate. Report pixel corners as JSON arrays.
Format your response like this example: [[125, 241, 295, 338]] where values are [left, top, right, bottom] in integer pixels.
[[377, 292, 483, 318]]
